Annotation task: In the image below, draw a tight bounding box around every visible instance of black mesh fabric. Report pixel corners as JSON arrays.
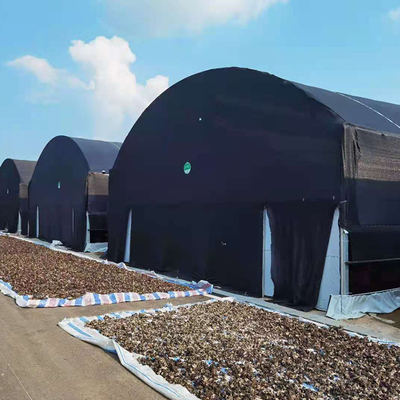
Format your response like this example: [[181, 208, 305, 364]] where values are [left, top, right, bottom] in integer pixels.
[[87, 172, 109, 214], [13, 160, 37, 184], [86, 172, 110, 243], [71, 138, 121, 173], [341, 125, 400, 293], [294, 83, 400, 134], [343, 125, 400, 227]]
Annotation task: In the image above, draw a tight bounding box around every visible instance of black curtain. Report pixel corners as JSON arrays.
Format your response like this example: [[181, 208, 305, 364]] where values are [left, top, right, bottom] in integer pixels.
[[124, 204, 263, 297], [268, 201, 337, 311], [0, 202, 19, 232]]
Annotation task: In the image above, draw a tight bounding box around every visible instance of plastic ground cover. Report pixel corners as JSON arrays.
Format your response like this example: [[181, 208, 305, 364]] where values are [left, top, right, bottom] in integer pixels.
[[327, 288, 400, 320], [58, 298, 399, 400], [0, 233, 213, 308]]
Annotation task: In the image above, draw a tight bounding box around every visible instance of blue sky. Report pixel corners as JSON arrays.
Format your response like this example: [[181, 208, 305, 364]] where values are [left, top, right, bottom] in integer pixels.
[[1, 0, 400, 163]]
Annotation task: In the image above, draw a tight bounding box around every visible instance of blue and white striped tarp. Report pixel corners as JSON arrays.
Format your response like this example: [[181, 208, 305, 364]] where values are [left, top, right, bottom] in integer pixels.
[[0, 233, 213, 308], [0, 278, 212, 308]]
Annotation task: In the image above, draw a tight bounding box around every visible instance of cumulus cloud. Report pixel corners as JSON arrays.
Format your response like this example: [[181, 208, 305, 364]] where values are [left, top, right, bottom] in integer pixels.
[[7, 55, 90, 90], [69, 36, 168, 138], [7, 56, 60, 84], [7, 36, 169, 140], [388, 8, 400, 21], [105, 0, 288, 36]]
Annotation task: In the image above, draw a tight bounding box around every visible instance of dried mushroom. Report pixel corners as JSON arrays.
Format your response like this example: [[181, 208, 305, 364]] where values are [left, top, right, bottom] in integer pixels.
[[88, 301, 400, 400], [0, 236, 187, 299]]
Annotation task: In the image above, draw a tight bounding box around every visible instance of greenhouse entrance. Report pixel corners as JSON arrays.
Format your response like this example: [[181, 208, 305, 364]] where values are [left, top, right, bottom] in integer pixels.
[[262, 202, 338, 311]]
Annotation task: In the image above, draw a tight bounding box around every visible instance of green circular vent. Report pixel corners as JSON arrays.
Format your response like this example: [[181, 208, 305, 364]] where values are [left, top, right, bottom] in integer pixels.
[[183, 162, 191, 175]]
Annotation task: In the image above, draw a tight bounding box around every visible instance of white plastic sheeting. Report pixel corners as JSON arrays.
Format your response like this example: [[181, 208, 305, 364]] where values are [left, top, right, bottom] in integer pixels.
[[327, 288, 400, 320], [262, 209, 274, 297], [316, 208, 340, 311], [17, 212, 21, 234], [124, 210, 132, 263], [36, 206, 39, 238], [84, 242, 108, 254]]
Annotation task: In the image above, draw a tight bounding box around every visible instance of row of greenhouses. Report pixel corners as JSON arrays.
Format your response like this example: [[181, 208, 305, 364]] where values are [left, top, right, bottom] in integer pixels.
[[2, 67, 400, 317]]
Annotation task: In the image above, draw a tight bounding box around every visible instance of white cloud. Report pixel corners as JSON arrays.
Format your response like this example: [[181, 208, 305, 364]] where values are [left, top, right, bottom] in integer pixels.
[[105, 0, 288, 36], [7, 55, 90, 90], [389, 8, 400, 21], [69, 36, 168, 139], [7, 36, 169, 140], [7, 55, 60, 84]]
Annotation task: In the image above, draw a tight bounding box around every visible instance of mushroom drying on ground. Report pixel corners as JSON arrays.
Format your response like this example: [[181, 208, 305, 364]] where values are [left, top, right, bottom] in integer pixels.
[[0, 236, 188, 299], [88, 301, 400, 400]]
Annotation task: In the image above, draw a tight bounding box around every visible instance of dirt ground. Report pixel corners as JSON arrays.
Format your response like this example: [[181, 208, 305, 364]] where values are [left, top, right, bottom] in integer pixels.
[[0, 293, 208, 400], [263, 297, 400, 344], [380, 309, 400, 329], [328, 309, 400, 343]]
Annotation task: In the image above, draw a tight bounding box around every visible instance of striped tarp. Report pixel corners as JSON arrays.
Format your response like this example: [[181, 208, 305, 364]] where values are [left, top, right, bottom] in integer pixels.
[[0, 276, 212, 308]]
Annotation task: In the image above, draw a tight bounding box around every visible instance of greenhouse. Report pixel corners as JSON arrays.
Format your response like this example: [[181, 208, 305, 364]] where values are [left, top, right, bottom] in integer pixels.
[[0, 159, 36, 235], [108, 67, 400, 316], [29, 136, 121, 251]]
